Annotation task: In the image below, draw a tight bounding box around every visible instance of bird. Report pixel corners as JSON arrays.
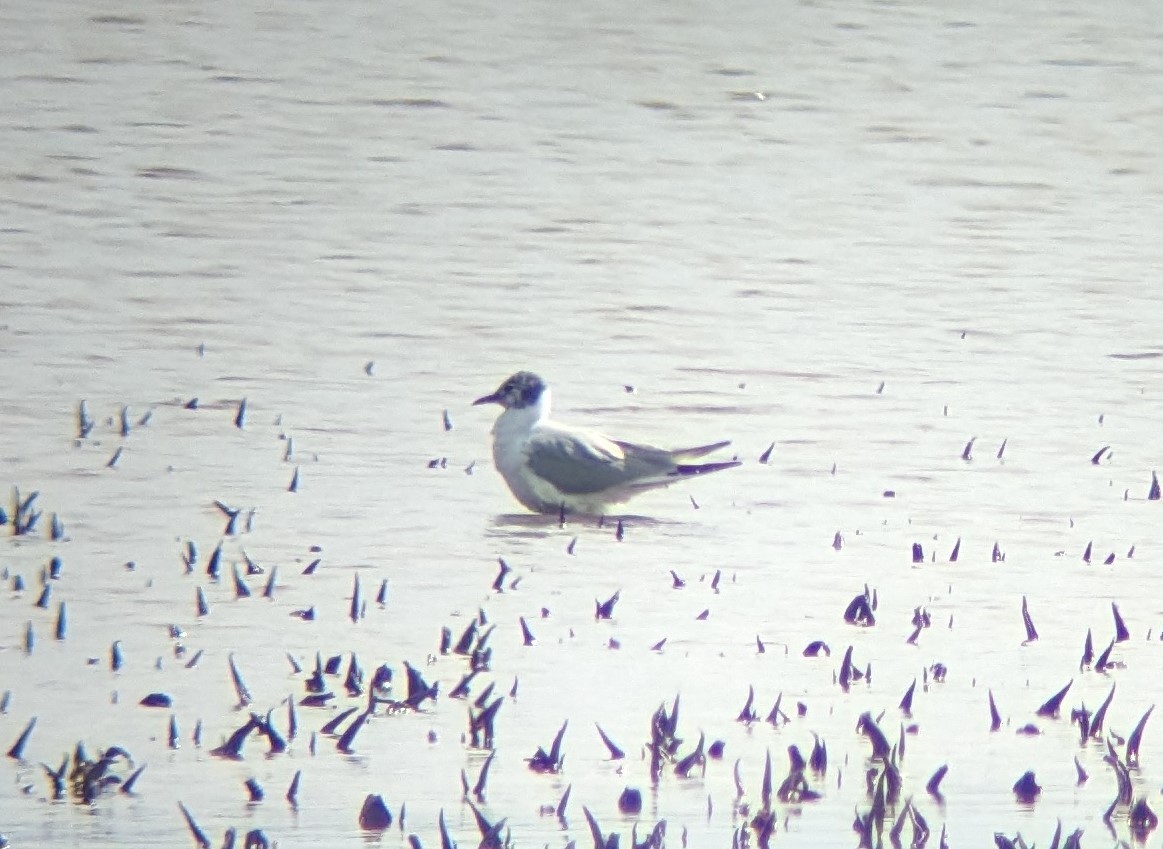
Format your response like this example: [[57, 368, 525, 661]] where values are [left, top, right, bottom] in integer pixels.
[[472, 371, 740, 514]]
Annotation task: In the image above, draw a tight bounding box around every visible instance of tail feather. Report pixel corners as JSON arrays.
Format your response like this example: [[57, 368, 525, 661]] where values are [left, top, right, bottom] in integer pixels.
[[671, 440, 732, 460]]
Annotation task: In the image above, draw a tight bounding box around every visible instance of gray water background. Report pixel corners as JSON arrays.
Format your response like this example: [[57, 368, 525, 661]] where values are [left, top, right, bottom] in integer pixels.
[[2, 0, 1163, 846]]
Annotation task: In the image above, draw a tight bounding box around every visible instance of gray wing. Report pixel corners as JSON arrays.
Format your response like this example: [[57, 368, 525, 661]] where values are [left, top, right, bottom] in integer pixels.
[[525, 428, 671, 495]]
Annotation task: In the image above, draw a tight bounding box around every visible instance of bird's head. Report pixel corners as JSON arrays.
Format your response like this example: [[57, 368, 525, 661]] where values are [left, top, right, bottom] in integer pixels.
[[473, 371, 547, 410]]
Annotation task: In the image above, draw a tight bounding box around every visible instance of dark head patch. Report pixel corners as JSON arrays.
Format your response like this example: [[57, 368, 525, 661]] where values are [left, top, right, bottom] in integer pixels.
[[473, 371, 547, 409], [497, 371, 545, 409]]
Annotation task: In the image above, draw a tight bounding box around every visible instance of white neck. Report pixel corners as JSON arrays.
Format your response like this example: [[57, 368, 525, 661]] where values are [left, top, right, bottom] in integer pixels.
[[492, 388, 551, 438]]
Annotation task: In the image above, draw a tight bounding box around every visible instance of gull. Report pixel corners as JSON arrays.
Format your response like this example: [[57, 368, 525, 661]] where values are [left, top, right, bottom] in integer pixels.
[[472, 371, 740, 514]]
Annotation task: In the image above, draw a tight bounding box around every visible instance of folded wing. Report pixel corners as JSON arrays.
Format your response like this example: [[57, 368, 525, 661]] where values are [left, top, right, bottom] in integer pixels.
[[524, 427, 635, 495], [526, 427, 737, 496]]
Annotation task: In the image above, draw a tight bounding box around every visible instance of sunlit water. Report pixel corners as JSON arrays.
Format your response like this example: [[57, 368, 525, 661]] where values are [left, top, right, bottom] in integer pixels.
[[3, 0, 1163, 846]]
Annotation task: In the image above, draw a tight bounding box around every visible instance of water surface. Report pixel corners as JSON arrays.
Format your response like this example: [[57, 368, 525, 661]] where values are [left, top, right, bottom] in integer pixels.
[[3, 0, 1163, 846]]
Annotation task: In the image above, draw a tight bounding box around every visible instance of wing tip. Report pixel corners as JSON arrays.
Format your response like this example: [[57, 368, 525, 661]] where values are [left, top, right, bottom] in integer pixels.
[[672, 460, 742, 477]]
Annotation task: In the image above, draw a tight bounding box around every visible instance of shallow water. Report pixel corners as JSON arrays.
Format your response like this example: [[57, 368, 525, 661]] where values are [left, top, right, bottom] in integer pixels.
[[3, 0, 1163, 846]]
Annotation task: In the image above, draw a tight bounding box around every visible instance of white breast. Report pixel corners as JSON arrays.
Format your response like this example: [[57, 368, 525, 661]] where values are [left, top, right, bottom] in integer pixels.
[[489, 401, 562, 512]]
